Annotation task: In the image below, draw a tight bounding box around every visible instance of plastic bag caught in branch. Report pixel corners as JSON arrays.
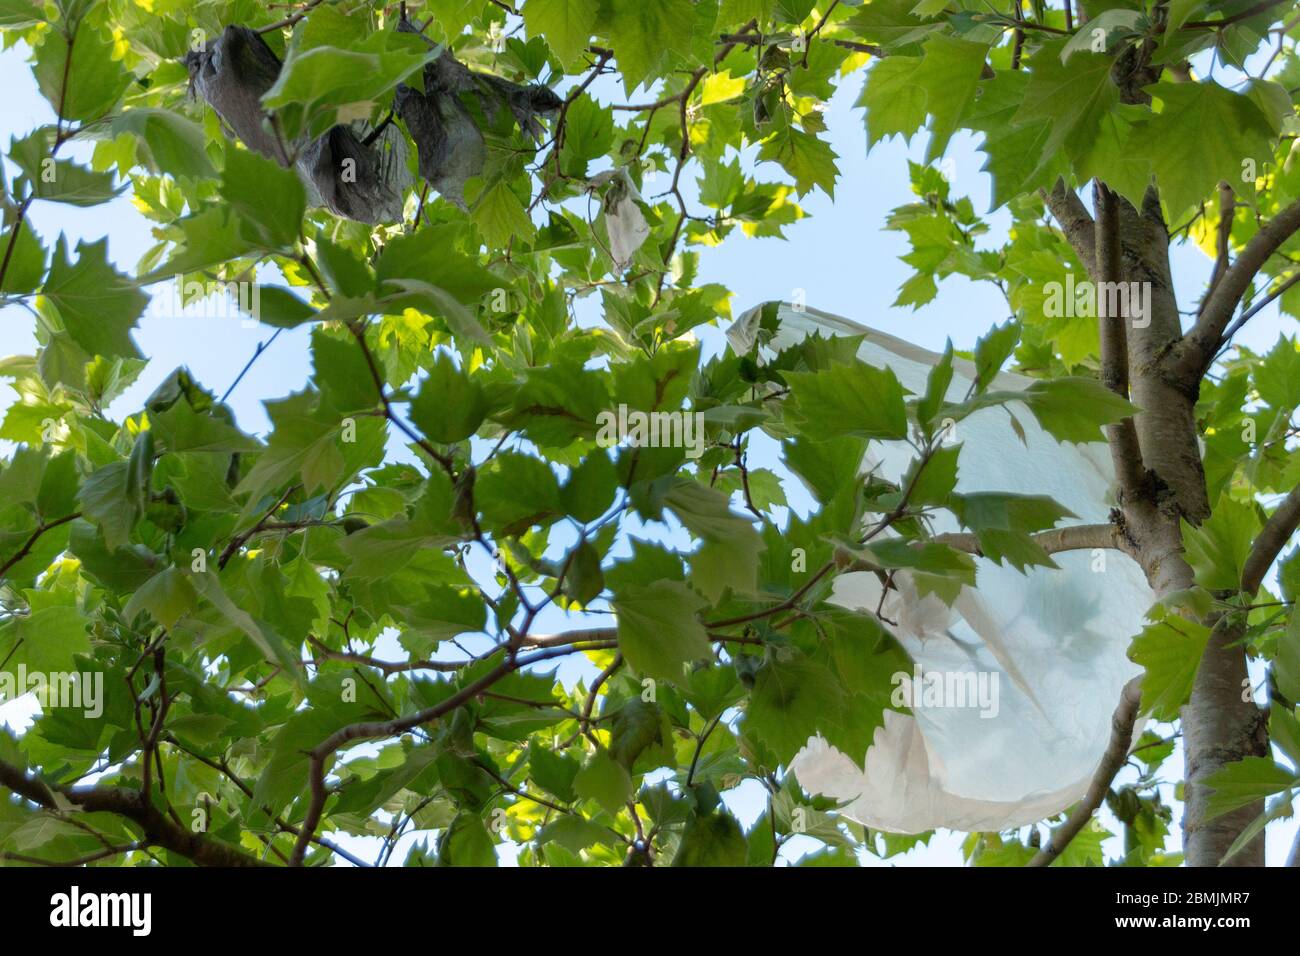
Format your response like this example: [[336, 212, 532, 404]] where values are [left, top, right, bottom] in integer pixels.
[[184, 25, 289, 164], [297, 122, 411, 225], [184, 26, 411, 225], [728, 302, 1149, 835], [588, 168, 650, 271], [393, 19, 561, 209]]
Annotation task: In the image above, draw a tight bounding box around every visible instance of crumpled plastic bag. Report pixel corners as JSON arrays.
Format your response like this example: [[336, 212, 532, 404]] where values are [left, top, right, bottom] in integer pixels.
[[728, 302, 1150, 834], [588, 168, 650, 271], [394, 18, 561, 209], [184, 25, 411, 224]]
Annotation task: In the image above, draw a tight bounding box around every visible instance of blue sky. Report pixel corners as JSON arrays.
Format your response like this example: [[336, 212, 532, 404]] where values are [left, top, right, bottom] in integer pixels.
[[1, 33, 1297, 866]]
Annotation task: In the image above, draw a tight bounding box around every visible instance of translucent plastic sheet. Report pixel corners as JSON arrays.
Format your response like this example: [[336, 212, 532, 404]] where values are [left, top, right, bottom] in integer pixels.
[[728, 304, 1150, 834]]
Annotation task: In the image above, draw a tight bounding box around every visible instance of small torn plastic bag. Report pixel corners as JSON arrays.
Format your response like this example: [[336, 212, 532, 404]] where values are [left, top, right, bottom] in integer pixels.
[[184, 26, 411, 224], [727, 303, 1150, 834]]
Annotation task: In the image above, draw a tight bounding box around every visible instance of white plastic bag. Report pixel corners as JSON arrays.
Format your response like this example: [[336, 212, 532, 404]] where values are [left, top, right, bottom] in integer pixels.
[[728, 303, 1149, 834]]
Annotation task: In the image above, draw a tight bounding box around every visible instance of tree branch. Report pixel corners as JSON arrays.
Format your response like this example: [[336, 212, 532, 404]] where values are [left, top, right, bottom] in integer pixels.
[[1027, 677, 1142, 866], [288, 640, 617, 865], [1202, 183, 1235, 309], [934, 522, 1133, 558], [0, 758, 270, 867], [1174, 196, 1300, 379], [0, 512, 81, 578], [1241, 484, 1300, 595], [1095, 181, 1146, 502], [1041, 179, 1096, 276]]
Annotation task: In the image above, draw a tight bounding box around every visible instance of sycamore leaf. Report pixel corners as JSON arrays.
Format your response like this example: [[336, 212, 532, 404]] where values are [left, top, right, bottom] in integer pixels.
[[33, 16, 131, 122], [613, 580, 710, 680], [912, 35, 990, 162], [123, 566, 199, 629], [1181, 495, 1261, 591], [757, 125, 839, 197], [603, 0, 695, 94], [674, 810, 748, 866], [1013, 44, 1119, 184], [1129, 619, 1210, 720], [8, 129, 121, 205], [42, 236, 146, 360], [1202, 757, 1297, 822], [745, 652, 846, 764], [523, 0, 598, 67], [573, 748, 633, 815], [783, 359, 909, 440], [1130, 82, 1276, 217], [665, 479, 764, 602], [218, 146, 306, 251], [858, 56, 927, 148]]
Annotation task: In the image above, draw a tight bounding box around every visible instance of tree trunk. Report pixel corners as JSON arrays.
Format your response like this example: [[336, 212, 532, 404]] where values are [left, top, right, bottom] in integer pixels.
[[1113, 192, 1270, 867]]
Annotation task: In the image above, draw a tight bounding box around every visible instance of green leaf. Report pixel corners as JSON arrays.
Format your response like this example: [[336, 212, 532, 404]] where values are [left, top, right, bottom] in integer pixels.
[[122, 566, 199, 629], [1181, 495, 1261, 591], [524, 0, 599, 67], [149, 396, 260, 455], [0, 0, 44, 28], [192, 570, 305, 684], [1254, 336, 1300, 411], [262, 30, 437, 141], [251, 706, 354, 814], [1130, 82, 1276, 217], [665, 479, 764, 602], [311, 328, 378, 416], [78, 460, 139, 551], [560, 451, 617, 523], [375, 225, 503, 305], [758, 125, 839, 197], [674, 810, 748, 866], [529, 743, 580, 803], [608, 697, 669, 770], [561, 541, 605, 606], [784, 360, 908, 440], [8, 130, 121, 205], [33, 18, 131, 122], [1060, 10, 1143, 61], [604, 0, 695, 94], [1128, 618, 1211, 721], [409, 352, 488, 444], [912, 35, 990, 162], [858, 56, 927, 147], [1013, 44, 1119, 184], [0, 605, 89, 673], [475, 454, 562, 535], [142, 206, 258, 280], [43, 236, 146, 360], [558, 94, 614, 172], [1276, 610, 1300, 703], [470, 178, 536, 249], [959, 377, 1137, 444], [915, 339, 954, 436], [1202, 757, 1297, 822], [903, 443, 959, 506], [218, 146, 306, 251], [745, 652, 846, 764], [573, 748, 633, 815], [1165, 0, 1205, 32], [950, 491, 1076, 571], [613, 579, 710, 680], [437, 812, 499, 866], [108, 109, 217, 180], [973, 319, 1019, 392], [395, 586, 488, 654]]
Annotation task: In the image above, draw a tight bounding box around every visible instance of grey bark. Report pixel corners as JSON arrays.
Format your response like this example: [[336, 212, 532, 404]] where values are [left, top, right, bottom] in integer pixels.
[[1047, 181, 1270, 867]]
